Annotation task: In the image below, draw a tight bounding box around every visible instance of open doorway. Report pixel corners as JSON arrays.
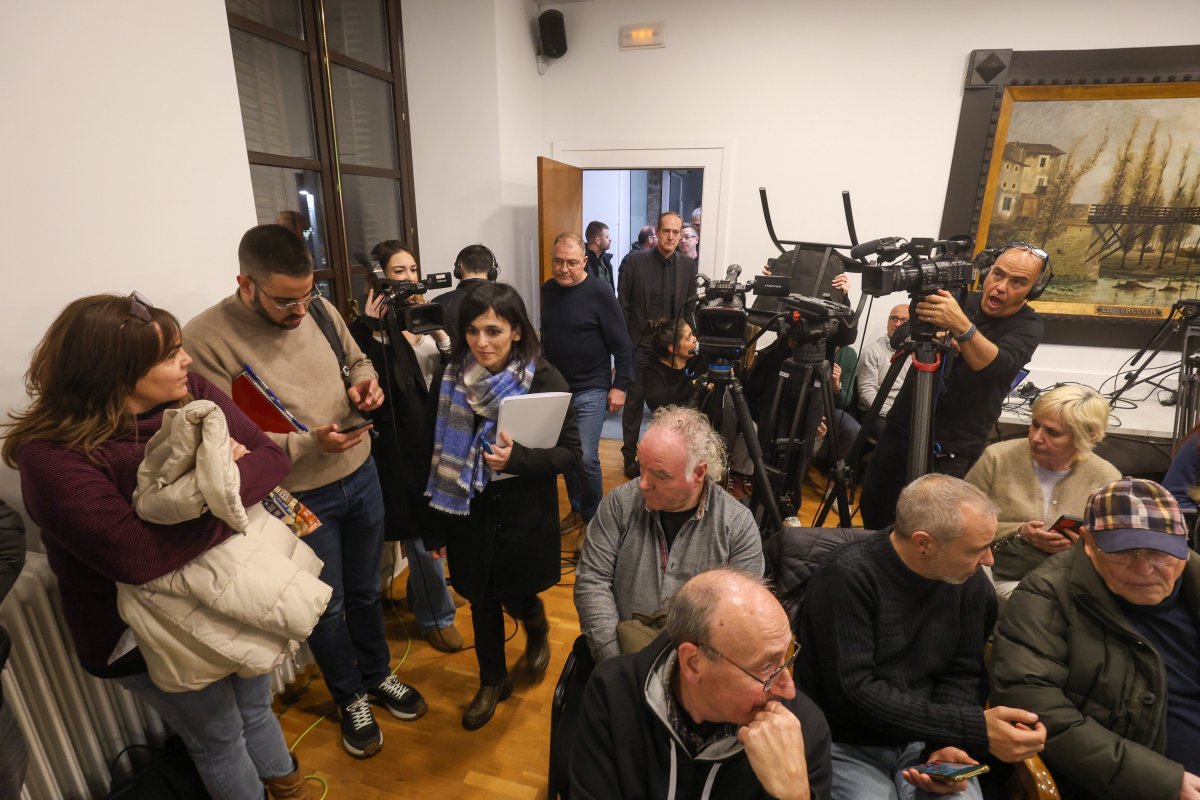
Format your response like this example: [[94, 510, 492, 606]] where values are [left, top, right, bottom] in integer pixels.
[[582, 168, 704, 290]]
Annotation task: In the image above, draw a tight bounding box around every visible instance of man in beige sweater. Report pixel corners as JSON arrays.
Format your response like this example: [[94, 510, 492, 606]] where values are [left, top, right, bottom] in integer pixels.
[[184, 224, 426, 760]]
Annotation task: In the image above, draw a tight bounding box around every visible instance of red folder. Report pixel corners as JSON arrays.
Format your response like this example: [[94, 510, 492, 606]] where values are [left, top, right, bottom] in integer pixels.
[[232, 371, 303, 434]]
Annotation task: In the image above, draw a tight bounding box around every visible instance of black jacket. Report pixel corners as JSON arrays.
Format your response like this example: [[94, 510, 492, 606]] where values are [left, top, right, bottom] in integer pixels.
[[349, 313, 445, 541], [586, 249, 615, 292], [424, 358, 581, 600], [617, 248, 697, 348], [570, 632, 833, 799], [439, 278, 490, 343]]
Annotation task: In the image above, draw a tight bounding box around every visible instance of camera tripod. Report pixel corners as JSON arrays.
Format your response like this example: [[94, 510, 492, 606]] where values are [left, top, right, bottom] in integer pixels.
[[812, 331, 951, 526], [688, 357, 785, 534], [753, 338, 855, 531]]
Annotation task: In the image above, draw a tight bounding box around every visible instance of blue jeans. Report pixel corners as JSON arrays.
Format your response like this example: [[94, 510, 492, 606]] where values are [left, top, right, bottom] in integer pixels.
[[564, 388, 608, 521], [405, 537, 455, 633], [831, 741, 984, 800], [117, 673, 292, 800], [294, 458, 391, 705]]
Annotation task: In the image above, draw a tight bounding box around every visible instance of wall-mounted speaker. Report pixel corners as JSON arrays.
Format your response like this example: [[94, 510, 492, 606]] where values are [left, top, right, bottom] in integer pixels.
[[538, 10, 567, 59]]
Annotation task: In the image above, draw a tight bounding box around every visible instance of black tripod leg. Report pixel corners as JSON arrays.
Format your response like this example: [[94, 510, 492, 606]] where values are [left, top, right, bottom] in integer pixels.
[[727, 378, 783, 534], [810, 366, 853, 527], [908, 366, 938, 482]]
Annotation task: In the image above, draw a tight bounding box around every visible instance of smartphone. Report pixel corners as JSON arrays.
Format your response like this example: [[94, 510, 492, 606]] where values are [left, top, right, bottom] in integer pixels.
[[1049, 514, 1084, 535], [481, 438, 494, 454], [915, 762, 990, 783], [340, 419, 373, 434]]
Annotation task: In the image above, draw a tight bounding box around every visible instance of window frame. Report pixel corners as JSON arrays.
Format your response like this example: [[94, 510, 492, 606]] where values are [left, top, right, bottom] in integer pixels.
[[227, 0, 419, 316]]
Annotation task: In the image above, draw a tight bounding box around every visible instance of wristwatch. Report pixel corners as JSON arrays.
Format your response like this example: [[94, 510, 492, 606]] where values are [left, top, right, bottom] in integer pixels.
[[954, 323, 978, 344]]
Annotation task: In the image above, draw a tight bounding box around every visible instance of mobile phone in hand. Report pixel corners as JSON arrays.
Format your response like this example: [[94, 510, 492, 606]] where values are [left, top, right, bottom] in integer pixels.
[[915, 762, 990, 783], [1048, 514, 1084, 536], [339, 419, 373, 434], [481, 438, 494, 454]]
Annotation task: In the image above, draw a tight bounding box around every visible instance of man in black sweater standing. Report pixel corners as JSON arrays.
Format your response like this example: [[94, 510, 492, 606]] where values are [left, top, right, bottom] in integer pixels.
[[617, 211, 697, 478], [542, 232, 633, 554], [798, 474, 1046, 799]]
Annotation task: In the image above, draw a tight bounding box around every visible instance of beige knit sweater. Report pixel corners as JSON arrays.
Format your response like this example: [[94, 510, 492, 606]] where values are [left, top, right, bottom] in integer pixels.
[[183, 294, 376, 492]]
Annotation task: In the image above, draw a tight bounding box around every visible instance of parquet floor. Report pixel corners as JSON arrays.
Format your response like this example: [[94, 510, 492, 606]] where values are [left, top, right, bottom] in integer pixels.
[[274, 437, 859, 799]]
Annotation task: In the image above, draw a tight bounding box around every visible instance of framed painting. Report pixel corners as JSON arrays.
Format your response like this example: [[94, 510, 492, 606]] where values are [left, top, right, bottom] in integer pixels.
[[941, 45, 1200, 322]]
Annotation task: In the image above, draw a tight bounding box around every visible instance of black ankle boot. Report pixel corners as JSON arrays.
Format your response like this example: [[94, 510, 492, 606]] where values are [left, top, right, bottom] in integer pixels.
[[523, 601, 551, 678], [462, 678, 513, 730]]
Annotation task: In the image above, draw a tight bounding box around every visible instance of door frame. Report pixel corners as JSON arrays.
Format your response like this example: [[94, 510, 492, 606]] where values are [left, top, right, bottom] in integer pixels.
[[551, 138, 735, 279]]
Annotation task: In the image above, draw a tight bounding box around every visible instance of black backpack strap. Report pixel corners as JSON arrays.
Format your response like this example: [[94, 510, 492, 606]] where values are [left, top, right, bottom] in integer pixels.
[[308, 299, 352, 389]]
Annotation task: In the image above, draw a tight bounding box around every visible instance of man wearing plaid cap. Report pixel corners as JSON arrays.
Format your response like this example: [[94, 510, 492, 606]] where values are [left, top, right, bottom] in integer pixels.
[[992, 478, 1200, 800]]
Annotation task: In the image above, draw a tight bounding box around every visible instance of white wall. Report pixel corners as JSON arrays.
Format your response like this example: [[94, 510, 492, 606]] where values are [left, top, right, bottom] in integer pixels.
[[1, 2, 255, 527]]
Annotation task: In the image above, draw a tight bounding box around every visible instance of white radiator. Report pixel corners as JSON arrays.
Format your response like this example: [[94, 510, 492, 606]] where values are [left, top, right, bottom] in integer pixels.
[[0, 553, 309, 800]]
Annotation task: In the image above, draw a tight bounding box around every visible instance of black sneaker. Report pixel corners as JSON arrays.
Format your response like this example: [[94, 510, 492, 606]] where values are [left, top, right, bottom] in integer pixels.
[[369, 675, 429, 720], [338, 694, 382, 758]]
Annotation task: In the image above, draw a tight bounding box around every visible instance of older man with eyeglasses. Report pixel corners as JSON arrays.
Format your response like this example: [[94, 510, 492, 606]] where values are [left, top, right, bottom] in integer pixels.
[[570, 567, 832, 800], [860, 242, 1048, 530], [540, 232, 633, 554], [992, 478, 1200, 800], [183, 224, 427, 761]]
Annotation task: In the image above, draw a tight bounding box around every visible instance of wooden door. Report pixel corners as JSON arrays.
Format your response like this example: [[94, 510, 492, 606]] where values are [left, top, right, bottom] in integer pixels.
[[537, 157, 583, 285]]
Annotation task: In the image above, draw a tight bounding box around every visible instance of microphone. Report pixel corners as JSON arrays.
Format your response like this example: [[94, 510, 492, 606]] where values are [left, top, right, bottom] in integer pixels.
[[724, 264, 742, 282], [850, 237, 899, 260]]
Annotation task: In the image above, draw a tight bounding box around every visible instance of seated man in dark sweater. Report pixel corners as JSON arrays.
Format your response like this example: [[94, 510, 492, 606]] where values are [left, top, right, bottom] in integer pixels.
[[571, 568, 832, 799], [797, 474, 1046, 799], [541, 232, 633, 553], [992, 478, 1200, 800]]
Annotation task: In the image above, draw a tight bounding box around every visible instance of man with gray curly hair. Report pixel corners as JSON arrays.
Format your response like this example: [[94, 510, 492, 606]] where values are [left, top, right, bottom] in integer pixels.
[[574, 406, 763, 662]]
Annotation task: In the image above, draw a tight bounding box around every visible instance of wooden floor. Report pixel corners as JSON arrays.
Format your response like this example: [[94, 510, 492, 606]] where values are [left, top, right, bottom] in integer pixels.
[[275, 437, 859, 799]]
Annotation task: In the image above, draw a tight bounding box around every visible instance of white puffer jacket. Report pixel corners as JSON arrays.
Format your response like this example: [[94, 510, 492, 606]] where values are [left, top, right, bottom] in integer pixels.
[[118, 400, 331, 692]]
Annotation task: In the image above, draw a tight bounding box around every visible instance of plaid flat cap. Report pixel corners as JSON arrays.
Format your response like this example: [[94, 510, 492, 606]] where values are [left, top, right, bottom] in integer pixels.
[[1085, 477, 1189, 559]]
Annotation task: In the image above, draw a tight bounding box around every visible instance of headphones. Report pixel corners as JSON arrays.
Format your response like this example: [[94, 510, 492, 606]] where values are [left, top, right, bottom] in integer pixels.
[[453, 243, 500, 282], [975, 242, 1054, 301]]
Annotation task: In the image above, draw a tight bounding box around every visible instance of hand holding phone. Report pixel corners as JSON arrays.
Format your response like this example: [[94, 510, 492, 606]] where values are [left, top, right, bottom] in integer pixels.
[[915, 762, 990, 783], [339, 419, 373, 434], [1048, 514, 1083, 537], [481, 438, 494, 454]]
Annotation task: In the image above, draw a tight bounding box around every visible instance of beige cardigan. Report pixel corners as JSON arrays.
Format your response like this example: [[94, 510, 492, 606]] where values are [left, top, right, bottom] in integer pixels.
[[964, 437, 1120, 581]]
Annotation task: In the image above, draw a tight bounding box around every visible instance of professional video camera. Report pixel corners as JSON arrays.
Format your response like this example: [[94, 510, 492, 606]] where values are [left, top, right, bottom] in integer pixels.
[[851, 235, 975, 297], [369, 263, 452, 335], [693, 265, 789, 359], [777, 293, 853, 352]]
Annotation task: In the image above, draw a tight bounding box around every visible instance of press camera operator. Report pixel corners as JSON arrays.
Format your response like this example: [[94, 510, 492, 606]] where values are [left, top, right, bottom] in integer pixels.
[[859, 243, 1047, 530]]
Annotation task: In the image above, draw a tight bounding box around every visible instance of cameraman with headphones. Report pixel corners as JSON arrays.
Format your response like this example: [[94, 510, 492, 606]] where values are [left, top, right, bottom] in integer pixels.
[[859, 242, 1049, 529], [440, 244, 499, 344]]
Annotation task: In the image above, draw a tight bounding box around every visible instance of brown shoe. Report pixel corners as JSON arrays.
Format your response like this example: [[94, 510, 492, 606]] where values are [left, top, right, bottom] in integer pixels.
[[266, 756, 315, 799], [449, 586, 468, 608], [424, 623, 464, 653], [462, 678, 513, 730], [559, 510, 583, 534]]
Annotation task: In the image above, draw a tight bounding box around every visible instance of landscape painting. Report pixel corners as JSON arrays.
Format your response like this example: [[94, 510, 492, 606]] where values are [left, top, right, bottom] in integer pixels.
[[977, 84, 1200, 320]]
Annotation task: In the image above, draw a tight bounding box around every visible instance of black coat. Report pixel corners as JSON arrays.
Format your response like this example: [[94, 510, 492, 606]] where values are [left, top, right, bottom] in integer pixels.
[[349, 314, 445, 542], [424, 358, 581, 600]]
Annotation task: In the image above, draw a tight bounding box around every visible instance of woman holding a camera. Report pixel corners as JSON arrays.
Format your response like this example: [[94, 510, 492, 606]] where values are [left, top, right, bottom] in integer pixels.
[[349, 240, 462, 652]]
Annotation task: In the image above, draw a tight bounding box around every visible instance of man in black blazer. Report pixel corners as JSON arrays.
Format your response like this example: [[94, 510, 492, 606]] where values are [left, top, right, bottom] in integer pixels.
[[617, 211, 697, 477], [440, 244, 497, 343]]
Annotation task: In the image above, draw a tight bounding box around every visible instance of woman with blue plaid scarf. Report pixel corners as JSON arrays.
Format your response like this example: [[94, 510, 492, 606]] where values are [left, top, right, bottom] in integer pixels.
[[424, 283, 581, 730]]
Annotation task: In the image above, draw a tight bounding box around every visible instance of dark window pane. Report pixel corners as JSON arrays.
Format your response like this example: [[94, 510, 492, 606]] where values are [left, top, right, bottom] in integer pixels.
[[248, 165, 331, 269], [331, 66, 397, 168], [325, 0, 390, 70], [342, 175, 403, 258], [231, 29, 316, 159], [226, 0, 304, 39]]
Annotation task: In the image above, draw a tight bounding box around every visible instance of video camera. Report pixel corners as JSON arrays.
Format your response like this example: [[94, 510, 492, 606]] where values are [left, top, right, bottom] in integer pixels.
[[369, 263, 452, 335], [851, 235, 975, 297], [693, 265, 789, 359]]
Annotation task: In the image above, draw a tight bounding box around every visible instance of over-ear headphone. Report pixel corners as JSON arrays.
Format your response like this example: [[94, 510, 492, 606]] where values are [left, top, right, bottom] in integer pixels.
[[453, 243, 501, 282], [974, 242, 1054, 301]]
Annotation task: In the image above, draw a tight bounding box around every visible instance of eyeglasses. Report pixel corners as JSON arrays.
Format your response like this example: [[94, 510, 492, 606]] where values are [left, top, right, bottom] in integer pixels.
[[887, 315, 908, 323], [698, 638, 800, 693], [1005, 241, 1049, 263], [251, 279, 320, 310], [1098, 547, 1180, 567], [552, 258, 585, 269], [121, 291, 155, 329]]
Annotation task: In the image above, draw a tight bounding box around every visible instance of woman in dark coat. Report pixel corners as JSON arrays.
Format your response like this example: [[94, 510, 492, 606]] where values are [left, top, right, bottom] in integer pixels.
[[349, 240, 462, 652], [424, 283, 580, 731]]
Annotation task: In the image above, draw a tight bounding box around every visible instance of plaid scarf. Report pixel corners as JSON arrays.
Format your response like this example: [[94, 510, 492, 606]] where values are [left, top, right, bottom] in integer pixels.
[[425, 352, 535, 515]]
